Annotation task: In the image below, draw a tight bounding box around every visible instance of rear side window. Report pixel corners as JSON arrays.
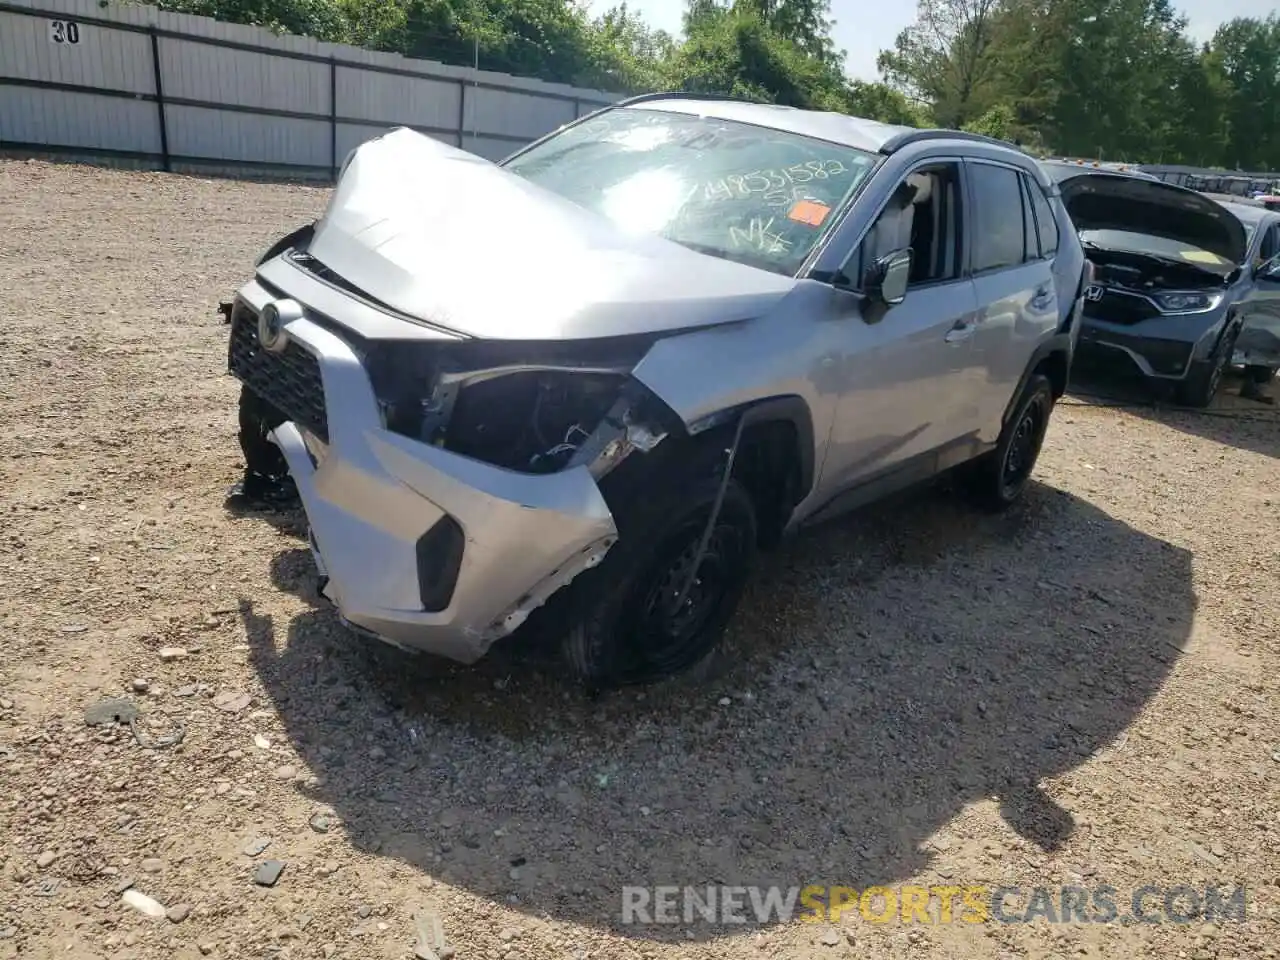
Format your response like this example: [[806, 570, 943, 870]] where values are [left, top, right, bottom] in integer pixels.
[[968, 162, 1027, 273], [1027, 178, 1060, 256]]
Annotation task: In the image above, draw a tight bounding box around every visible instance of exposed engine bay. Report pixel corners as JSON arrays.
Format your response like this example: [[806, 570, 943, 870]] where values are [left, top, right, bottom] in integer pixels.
[[1084, 245, 1232, 293], [360, 338, 673, 476], [442, 370, 624, 472]]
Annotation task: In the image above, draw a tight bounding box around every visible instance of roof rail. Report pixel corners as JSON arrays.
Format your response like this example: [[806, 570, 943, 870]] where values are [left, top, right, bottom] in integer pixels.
[[878, 128, 1022, 155], [610, 90, 773, 109]]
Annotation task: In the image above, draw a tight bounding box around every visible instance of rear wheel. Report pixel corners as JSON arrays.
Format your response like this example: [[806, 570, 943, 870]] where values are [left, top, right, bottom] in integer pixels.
[[964, 373, 1055, 511], [559, 461, 758, 689]]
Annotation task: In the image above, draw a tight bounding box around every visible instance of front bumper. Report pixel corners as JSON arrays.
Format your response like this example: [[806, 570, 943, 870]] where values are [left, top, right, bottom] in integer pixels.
[[1076, 311, 1217, 381], [232, 280, 618, 664]]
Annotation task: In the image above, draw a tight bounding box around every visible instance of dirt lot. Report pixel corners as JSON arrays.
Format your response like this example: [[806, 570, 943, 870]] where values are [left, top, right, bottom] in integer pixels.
[[1, 158, 1278, 960]]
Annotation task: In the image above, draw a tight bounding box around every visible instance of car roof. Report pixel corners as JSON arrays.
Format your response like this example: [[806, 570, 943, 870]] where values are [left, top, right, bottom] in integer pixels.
[[1038, 159, 1162, 183], [616, 94, 949, 154]]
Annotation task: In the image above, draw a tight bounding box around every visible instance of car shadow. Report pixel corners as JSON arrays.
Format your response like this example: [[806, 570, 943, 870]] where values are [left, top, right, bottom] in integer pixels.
[[1068, 359, 1280, 459], [242, 478, 1194, 943]]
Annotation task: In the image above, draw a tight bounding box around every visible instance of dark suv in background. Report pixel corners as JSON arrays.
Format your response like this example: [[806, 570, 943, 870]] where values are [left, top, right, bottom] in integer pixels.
[[1045, 160, 1280, 406]]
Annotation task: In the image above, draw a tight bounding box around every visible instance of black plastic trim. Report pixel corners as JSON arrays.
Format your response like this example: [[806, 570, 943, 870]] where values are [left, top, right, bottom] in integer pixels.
[[611, 90, 772, 108], [1002, 333, 1074, 426], [415, 515, 465, 612], [735, 396, 817, 501]]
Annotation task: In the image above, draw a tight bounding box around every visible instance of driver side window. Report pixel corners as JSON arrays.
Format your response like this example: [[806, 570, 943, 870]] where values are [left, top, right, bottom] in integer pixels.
[[851, 162, 964, 292]]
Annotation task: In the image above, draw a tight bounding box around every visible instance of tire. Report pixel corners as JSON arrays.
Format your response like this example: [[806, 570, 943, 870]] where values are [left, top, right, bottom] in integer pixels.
[[1246, 364, 1275, 385], [965, 373, 1055, 511], [1176, 324, 1237, 408], [558, 456, 758, 689]]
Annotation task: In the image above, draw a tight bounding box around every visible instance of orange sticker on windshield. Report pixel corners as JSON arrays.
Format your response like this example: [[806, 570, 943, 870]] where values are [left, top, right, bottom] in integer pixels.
[[788, 199, 831, 226]]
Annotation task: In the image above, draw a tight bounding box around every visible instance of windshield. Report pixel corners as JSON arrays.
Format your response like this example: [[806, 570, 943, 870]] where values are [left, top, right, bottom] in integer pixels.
[[1079, 228, 1237, 274], [502, 106, 879, 276]]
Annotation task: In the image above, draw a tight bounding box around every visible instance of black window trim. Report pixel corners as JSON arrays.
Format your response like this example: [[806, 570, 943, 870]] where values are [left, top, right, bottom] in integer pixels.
[[1017, 172, 1041, 263], [1022, 169, 1061, 261]]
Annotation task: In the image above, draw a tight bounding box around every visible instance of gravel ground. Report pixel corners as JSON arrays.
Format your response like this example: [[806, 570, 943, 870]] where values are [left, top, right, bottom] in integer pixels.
[[1, 158, 1278, 960]]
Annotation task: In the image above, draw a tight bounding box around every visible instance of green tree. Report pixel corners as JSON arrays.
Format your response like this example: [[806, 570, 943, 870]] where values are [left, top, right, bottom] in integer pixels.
[[154, 0, 349, 37], [1209, 15, 1280, 169], [663, 8, 835, 106], [877, 0, 1002, 127], [944, 0, 1210, 161], [584, 3, 674, 91], [731, 0, 841, 64]]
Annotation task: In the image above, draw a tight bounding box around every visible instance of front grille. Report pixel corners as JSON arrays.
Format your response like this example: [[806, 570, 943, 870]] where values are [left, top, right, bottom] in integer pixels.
[[228, 305, 329, 443], [1086, 289, 1161, 326]]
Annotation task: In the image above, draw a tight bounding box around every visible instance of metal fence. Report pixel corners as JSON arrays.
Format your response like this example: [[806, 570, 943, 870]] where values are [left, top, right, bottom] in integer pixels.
[[1139, 165, 1280, 195], [0, 0, 621, 179]]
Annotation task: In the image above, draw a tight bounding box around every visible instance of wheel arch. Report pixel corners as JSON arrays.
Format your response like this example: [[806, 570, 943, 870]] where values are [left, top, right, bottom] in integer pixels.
[[1003, 334, 1073, 428], [611, 393, 816, 549], [726, 397, 815, 548]]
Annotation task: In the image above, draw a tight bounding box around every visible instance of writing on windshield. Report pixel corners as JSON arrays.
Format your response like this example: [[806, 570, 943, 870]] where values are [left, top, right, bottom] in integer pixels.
[[504, 107, 877, 275]]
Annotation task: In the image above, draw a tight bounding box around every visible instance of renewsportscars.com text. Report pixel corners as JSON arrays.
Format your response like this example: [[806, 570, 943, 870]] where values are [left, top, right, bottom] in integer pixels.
[[620, 884, 1247, 926]]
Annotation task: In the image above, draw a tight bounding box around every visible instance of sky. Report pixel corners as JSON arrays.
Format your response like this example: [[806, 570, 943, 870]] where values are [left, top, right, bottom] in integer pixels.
[[585, 0, 1279, 83]]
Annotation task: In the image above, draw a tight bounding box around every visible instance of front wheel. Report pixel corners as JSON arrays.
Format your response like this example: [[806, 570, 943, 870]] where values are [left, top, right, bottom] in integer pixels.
[[559, 468, 758, 689], [964, 373, 1055, 511], [1245, 364, 1275, 385], [1176, 324, 1238, 408]]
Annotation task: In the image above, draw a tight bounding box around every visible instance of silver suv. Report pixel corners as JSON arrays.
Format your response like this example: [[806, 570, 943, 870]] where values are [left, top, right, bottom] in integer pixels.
[[222, 93, 1087, 687]]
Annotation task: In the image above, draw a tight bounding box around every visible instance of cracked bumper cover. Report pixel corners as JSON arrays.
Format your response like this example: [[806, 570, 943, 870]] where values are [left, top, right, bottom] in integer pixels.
[[262, 313, 619, 664]]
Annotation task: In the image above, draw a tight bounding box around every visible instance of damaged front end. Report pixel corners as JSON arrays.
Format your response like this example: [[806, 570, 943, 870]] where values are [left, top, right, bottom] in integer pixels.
[[225, 271, 691, 662], [360, 334, 673, 480]]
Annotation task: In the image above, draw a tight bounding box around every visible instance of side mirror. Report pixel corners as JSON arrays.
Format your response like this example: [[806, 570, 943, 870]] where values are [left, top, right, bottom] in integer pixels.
[[865, 249, 913, 306]]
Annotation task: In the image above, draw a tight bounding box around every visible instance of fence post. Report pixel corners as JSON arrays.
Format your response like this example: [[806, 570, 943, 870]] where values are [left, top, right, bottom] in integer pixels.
[[457, 79, 467, 151], [148, 27, 170, 172], [329, 56, 338, 181]]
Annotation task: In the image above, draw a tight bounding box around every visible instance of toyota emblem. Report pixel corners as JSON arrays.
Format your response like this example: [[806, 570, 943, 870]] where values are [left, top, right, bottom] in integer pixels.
[[1084, 284, 1105, 302], [257, 302, 289, 353]]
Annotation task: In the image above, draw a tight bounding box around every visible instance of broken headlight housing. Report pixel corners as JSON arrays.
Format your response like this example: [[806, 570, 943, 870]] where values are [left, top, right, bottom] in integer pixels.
[[254, 222, 316, 267], [1151, 291, 1224, 315], [362, 337, 673, 475]]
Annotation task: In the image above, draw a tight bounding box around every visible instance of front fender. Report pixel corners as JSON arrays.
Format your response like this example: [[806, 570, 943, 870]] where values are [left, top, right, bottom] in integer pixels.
[[629, 286, 845, 502]]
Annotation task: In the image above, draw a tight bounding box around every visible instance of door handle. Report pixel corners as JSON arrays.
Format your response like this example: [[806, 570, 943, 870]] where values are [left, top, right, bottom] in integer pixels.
[[945, 322, 975, 344]]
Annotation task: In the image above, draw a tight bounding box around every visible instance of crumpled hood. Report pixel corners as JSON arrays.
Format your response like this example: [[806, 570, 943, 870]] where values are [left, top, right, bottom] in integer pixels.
[[1058, 172, 1248, 266], [305, 127, 796, 340]]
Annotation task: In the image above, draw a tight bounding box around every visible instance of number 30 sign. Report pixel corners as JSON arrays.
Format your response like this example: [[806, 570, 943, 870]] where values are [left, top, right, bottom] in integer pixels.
[[49, 19, 82, 44]]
